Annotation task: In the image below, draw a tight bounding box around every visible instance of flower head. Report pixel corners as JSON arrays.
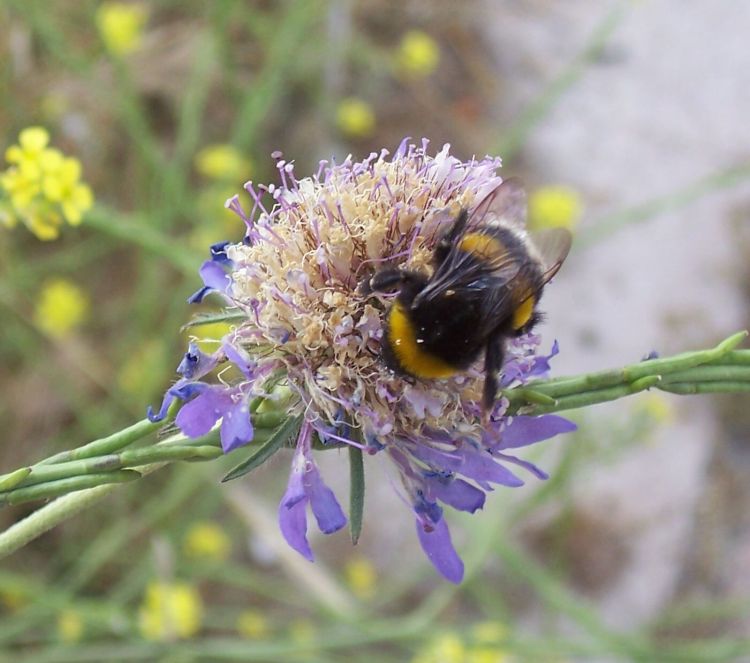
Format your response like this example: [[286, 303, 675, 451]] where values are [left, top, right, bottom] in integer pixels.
[[1, 127, 93, 240], [183, 521, 231, 561], [336, 98, 376, 139], [35, 278, 89, 338], [96, 2, 148, 56], [528, 185, 582, 231], [57, 610, 84, 643], [138, 581, 202, 641], [344, 556, 378, 599], [236, 610, 270, 639], [395, 30, 441, 79], [152, 140, 576, 582], [195, 144, 252, 182]]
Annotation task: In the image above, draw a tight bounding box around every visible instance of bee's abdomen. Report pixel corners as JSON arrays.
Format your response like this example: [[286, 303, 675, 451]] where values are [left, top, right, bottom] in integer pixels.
[[382, 302, 460, 379]]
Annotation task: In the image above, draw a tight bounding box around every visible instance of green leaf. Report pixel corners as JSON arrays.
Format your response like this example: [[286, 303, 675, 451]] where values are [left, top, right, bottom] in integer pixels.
[[181, 310, 248, 331], [348, 445, 365, 545], [221, 414, 303, 483]]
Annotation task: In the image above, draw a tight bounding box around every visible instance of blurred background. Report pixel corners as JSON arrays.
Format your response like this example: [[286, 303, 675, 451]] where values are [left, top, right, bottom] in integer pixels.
[[1, 0, 749, 660]]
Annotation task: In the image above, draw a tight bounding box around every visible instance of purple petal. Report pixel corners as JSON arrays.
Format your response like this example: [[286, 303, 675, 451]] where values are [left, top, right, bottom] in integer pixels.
[[209, 241, 232, 265], [527, 339, 560, 380], [410, 443, 524, 487], [279, 464, 313, 561], [147, 386, 179, 423], [177, 342, 218, 380], [416, 517, 464, 584], [500, 415, 577, 450], [175, 388, 233, 438], [495, 452, 549, 480], [279, 496, 313, 561], [304, 463, 347, 534], [187, 260, 231, 303], [223, 342, 255, 379], [426, 475, 486, 513], [220, 398, 254, 453], [187, 286, 212, 304]]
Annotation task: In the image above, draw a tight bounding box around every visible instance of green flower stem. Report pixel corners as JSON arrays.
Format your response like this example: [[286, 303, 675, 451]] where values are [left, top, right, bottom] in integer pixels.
[[36, 418, 163, 467], [0, 333, 747, 558], [9, 446, 222, 490], [504, 331, 749, 415], [0, 468, 32, 492], [659, 382, 750, 395], [0, 470, 141, 507], [85, 206, 200, 276]]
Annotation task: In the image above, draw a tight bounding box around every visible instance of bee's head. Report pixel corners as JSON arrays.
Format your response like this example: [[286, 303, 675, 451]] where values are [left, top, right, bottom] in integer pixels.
[[362, 268, 428, 302]]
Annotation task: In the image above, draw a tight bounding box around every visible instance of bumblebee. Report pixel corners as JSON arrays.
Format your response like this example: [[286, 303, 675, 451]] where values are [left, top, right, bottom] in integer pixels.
[[362, 178, 571, 411]]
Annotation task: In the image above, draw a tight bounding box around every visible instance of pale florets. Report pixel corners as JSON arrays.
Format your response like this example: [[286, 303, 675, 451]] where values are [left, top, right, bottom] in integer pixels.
[[226, 140, 505, 443]]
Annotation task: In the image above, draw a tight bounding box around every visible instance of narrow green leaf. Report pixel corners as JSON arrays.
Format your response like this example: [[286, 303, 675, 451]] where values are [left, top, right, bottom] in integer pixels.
[[181, 310, 248, 331], [221, 414, 303, 483], [348, 445, 365, 545]]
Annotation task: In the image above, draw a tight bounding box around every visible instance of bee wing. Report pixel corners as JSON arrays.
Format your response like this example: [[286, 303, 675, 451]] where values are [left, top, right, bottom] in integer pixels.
[[416, 242, 521, 305], [470, 178, 527, 230], [476, 228, 572, 329], [532, 227, 572, 283]]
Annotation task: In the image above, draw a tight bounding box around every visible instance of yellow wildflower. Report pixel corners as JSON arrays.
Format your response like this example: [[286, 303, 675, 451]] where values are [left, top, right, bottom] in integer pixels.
[[471, 621, 507, 645], [413, 633, 466, 663], [635, 393, 674, 425], [395, 30, 440, 79], [39, 150, 93, 225], [35, 279, 89, 339], [344, 557, 377, 600], [195, 144, 251, 182], [1, 127, 93, 240], [466, 648, 509, 663], [96, 2, 148, 56], [138, 581, 202, 641], [528, 185, 583, 231], [335, 98, 376, 139], [57, 610, 84, 643], [183, 521, 231, 562], [466, 621, 511, 663], [236, 609, 270, 639]]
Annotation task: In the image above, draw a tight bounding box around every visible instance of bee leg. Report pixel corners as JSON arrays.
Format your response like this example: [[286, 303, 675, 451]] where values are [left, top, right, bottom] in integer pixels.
[[482, 336, 505, 412]]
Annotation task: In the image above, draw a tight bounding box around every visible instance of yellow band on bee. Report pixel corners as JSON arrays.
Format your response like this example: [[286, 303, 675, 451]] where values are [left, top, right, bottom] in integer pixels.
[[387, 302, 458, 378], [458, 232, 505, 261], [512, 296, 535, 330]]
